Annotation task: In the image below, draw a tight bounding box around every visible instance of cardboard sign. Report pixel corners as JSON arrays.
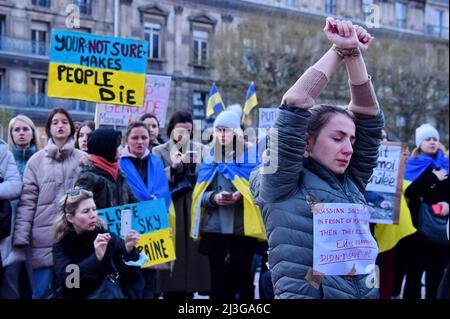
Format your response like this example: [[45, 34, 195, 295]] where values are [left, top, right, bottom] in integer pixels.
[[95, 75, 171, 127], [366, 142, 407, 225], [258, 108, 279, 129], [97, 199, 175, 267], [312, 203, 379, 276], [48, 30, 148, 106]]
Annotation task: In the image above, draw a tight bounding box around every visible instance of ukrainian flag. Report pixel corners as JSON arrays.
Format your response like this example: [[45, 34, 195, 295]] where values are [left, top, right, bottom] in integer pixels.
[[206, 83, 225, 117], [243, 82, 258, 115], [190, 147, 266, 241]]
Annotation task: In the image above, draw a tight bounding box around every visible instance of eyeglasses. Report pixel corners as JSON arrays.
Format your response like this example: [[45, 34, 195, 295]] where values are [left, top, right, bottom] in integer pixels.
[[63, 187, 83, 213]]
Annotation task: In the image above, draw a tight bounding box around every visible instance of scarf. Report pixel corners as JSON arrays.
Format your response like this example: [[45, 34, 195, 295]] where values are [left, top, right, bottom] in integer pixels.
[[190, 147, 266, 241], [89, 154, 119, 182], [404, 149, 449, 183]]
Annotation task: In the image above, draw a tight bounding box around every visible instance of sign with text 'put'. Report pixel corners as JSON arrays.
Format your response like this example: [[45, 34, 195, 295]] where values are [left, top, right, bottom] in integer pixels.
[[97, 199, 175, 267], [48, 30, 148, 106]]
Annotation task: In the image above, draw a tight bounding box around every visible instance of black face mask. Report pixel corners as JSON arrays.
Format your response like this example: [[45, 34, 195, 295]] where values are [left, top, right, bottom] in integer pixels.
[[87, 128, 122, 163]]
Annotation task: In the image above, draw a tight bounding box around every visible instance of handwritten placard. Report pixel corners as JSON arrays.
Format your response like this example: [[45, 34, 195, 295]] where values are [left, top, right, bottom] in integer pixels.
[[258, 108, 279, 129], [48, 30, 148, 106], [96, 75, 171, 127], [97, 199, 175, 267], [366, 142, 406, 225], [312, 203, 378, 275]]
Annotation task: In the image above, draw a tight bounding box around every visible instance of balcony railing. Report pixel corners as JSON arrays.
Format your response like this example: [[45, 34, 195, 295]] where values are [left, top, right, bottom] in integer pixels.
[[0, 92, 96, 114], [0, 36, 50, 57], [426, 25, 449, 39]]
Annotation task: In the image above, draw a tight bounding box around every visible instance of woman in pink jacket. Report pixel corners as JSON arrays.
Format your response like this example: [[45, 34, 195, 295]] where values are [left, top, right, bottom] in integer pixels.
[[13, 107, 84, 299]]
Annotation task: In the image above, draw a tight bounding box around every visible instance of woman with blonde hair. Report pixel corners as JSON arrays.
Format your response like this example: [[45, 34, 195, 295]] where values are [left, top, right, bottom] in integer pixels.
[[8, 114, 39, 176], [52, 187, 144, 299]]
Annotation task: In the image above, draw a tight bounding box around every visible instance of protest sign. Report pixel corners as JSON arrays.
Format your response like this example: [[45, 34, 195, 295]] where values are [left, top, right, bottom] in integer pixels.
[[95, 74, 171, 127], [258, 108, 279, 129], [48, 30, 148, 106], [312, 203, 378, 276], [97, 199, 175, 267], [366, 142, 406, 225]]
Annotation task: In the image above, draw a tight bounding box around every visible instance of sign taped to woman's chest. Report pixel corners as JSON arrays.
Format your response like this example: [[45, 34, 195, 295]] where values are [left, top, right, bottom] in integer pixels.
[[311, 202, 379, 276]]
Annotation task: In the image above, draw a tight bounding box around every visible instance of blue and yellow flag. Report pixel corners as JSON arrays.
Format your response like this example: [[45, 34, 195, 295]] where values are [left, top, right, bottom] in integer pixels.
[[206, 83, 225, 117], [190, 147, 266, 241], [243, 82, 258, 115]]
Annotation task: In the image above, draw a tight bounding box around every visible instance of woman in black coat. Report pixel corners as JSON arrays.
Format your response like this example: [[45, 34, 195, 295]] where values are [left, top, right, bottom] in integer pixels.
[[52, 187, 144, 299]]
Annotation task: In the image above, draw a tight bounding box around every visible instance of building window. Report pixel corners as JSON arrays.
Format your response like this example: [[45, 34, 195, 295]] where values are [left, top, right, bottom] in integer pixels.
[[30, 74, 47, 106], [0, 69, 4, 93], [144, 22, 161, 59], [192, 91, 207, 119], [325, 0, 337, 15], [361, 0, 373, 21], [285, 0, 297, 7], [395, 2, 407, 29], [0, 15, 5, 50], [74, 0, 91, 15], [31, 21, 49, 55], [243, 37, 258, 72], [193, 30, 208, 66], [32, 0, 51, 7]]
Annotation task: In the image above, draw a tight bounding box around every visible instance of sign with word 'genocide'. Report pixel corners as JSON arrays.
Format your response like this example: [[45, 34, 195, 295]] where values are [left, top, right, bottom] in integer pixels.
[[96, 74, 171, 128], [366, 142, 406, 225], [312, 203, 379, 276], [97, 199, 175, 267], [48, 30, 148, 106]]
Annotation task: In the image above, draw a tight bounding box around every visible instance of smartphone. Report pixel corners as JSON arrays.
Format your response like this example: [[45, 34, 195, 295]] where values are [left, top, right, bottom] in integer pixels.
[[221, 192, 233, 200], [432, 204, 442, 216], [121, 209, 132, 237]]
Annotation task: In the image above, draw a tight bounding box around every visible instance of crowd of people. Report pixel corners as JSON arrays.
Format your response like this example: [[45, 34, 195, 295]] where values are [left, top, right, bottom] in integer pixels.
[[0, 17, 448, 300]]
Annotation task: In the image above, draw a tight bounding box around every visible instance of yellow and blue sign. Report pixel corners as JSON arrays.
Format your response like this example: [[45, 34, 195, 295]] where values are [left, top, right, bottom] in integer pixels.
[[97, 199, 175, 267], [48, 30, 148, 106]]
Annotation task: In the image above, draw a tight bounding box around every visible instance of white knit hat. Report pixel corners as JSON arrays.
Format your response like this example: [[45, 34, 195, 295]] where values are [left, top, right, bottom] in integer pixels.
[[415, 123, 439, 147], [213, 104, 243, 129]]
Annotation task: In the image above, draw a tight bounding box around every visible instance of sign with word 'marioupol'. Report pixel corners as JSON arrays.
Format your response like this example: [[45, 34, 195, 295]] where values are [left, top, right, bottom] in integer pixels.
[[48, 30, 148, 106]]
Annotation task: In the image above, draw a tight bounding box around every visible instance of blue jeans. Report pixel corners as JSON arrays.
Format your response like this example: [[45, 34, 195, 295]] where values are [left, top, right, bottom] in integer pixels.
[[32, 267, 53, 299]]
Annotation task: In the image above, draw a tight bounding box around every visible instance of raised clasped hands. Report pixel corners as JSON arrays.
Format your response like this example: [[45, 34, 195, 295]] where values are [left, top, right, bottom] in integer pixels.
[[324, 17, 374, 52]]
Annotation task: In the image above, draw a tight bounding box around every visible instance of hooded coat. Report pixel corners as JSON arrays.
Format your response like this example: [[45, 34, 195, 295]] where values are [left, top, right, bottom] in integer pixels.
[[13, 138, 83, 269]]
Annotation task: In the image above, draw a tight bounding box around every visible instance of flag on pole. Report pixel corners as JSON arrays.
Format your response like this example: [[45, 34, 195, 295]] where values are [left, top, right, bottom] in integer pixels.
[[242, 82, 258, 124], [243, 82, 258, 115], [206, 83, 225, 117]]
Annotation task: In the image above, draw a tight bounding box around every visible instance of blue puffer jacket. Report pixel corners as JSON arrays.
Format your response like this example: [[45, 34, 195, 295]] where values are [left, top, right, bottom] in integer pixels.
[[251, 104, 384, 299]]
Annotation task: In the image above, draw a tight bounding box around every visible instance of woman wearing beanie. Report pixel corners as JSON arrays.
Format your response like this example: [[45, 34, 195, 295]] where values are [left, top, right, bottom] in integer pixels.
[[75, 128, 138, 210], [13, 107, 84, 298], [191, 104, 265, 299], [401, 123, 448, 299]]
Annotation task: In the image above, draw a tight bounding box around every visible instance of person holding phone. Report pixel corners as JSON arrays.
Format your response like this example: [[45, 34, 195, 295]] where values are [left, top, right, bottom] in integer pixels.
[[191, 104, 266, 300], [52, 187, 144, 299], [120, 121, 173, 299]]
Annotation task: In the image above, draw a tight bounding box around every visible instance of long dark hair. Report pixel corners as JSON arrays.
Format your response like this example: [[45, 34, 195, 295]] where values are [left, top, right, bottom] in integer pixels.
[[139, 113, 164, 144], [166, 110, 193, 140], [74, 120, 95, 149], [45, 107, 76, 140]]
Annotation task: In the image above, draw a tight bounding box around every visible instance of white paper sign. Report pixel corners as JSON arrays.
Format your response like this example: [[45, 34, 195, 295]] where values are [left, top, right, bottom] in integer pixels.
[[366, 144, 402, 193], [312, 203, 378, 275], [96, 74, 171, 128], [258, 108, 279, 129]]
